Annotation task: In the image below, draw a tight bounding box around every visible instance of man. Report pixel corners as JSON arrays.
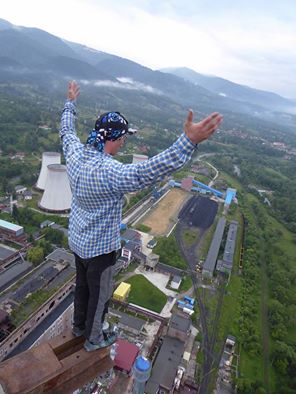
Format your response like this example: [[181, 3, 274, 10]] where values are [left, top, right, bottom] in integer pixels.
[[60, 81, 222, 351]]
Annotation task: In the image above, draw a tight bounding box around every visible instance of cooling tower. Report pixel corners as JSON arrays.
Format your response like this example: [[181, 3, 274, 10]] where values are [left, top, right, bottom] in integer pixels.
[[39, 164, 72, 212], [132, 154, 148, 164], [36, 152, 61, 190]]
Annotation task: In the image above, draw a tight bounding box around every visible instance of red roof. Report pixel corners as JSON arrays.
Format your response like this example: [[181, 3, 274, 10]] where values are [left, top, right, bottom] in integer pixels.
[[181, 177, 193, 191], [114, 339, 139, 373]]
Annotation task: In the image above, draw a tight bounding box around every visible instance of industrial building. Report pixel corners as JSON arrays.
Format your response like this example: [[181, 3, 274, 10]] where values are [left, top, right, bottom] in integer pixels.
[[113, 282, 131, 302], [116, 246, 133, 270], [0, 244, 18, 265], [36, 152, 61, 190], [114, 338, 139, 375], [168, 313, 191, 342], [39, 164, 72, 212], [0, 219, 26, 243], [216, 221, 239, 276], [121, 228, 142, 250], [170, 275, 182, 290], [15, 185, 27, 195], [146, 336, 185, 394], [46, 248, 75, 267], [224, 188, 237, 206], [144, 253, 160, 270], [0, 259, 33, 292], [168, 314, 191, 342], [202, 217, 226, 278]]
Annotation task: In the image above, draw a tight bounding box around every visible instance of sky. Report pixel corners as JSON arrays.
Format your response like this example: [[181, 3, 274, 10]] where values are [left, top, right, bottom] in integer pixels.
[[1, 0, 296, 98]]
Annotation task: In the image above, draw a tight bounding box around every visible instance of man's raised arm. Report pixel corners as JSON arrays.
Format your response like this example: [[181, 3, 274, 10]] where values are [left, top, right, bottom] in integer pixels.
[[59, 81, 82, 161]]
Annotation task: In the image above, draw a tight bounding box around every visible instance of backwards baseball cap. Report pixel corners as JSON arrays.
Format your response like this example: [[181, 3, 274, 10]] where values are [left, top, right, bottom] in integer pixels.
[[86, 111, 136, 152]]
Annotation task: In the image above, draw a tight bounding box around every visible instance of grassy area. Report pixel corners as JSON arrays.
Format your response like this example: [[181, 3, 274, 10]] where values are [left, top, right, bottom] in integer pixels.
[[134, 223, 151, 233], [198, 220, 218, 261], [178, 275, 193, 292], [125, 274, 167, 313], [216, 170, 244, 193], [24, 195, 40, 209], [10, 288, 57, 327], [154, 234, 187, 270], [218, 276, 242, 339], [182, 228, 200, 247], [115, 261, 138, 282]]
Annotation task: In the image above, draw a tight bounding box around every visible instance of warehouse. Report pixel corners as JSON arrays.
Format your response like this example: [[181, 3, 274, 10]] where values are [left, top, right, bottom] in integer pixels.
[[202, 217, 226, 278], [146, 336, 185, 394], [0, 220, 26, 243]]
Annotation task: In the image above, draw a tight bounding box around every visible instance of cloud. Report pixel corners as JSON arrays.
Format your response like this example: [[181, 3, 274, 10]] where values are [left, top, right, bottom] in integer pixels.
[[79, 78, 162, 95]]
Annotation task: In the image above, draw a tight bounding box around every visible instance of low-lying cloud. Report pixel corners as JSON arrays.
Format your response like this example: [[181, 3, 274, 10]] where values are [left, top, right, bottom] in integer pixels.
[[80, 77, 162, 95]]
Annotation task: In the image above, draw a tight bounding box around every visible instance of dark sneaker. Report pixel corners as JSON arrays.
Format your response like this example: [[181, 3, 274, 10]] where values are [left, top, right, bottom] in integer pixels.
[[84, 331, 118, 352], [72, 326, 85, 337]]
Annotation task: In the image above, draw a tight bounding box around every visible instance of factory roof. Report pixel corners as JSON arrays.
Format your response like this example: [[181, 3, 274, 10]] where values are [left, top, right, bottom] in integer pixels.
[[0, 220, 23, 233], [121, 229, 142, 243], [110, 309, 145, 332], [146, 336, 185, 393], [46, 249, 75, 267], [114, 339, 139, 373], [156, 262, 184, 276], [169, 313, 191, 333], [202, 217, 226, 276], [0, 259, 32, 292]]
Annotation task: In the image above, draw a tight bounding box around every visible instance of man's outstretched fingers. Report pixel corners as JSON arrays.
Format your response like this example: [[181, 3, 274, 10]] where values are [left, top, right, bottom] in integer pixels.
[[200, 112, 220, 128]]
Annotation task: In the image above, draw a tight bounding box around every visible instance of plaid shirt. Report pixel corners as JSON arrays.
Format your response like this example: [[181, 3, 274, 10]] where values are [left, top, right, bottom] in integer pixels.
[[60, 100, 197, 258]]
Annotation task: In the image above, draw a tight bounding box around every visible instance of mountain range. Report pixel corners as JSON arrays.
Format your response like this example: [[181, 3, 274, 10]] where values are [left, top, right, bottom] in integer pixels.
[[0, 17, 295, 131]]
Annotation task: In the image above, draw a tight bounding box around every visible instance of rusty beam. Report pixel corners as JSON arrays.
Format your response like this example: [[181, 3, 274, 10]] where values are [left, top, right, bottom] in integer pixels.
[[0, 330, 113, 394]]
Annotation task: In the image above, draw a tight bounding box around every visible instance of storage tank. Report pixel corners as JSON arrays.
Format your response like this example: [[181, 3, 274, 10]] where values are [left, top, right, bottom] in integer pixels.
[[36, 152, 61, 190], [39, 164, 72, 212], [132, 355, 151, 394]]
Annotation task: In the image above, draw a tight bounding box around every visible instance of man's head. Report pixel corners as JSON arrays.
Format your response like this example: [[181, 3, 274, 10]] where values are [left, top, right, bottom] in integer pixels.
[[86, 111, 134, 155]]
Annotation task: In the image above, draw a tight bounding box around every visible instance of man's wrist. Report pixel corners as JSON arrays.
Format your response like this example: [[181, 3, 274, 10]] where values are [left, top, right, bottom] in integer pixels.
[[184, 133, 198, 148]]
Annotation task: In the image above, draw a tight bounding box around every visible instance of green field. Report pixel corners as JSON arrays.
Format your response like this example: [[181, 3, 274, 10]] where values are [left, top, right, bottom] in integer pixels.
[[178, 275, 193, 292], [182, 228, 200, 247], [125, 274, 167, 313], [154, 234, 187, 270]]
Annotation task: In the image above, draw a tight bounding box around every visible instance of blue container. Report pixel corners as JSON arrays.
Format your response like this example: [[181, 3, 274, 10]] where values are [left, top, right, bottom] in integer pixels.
[[184, 296, 195, 305], [133, 356, 151, 394]]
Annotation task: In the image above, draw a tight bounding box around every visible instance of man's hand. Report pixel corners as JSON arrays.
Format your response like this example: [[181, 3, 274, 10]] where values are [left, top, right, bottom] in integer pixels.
[[184, 110, 223, 145], [67, 81, 80, 101]]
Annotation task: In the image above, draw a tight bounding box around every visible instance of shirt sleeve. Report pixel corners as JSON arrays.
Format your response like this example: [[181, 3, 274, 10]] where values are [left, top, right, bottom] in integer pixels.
[[105, 133, 198, 194], [59, 100, 84, 161]]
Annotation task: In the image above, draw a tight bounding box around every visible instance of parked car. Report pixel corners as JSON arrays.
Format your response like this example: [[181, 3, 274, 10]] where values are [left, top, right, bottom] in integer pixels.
[[147, 238, 157, 249]]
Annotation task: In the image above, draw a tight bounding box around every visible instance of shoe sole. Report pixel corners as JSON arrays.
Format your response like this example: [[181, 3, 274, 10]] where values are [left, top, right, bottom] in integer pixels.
[[84, 335, 117, 352]]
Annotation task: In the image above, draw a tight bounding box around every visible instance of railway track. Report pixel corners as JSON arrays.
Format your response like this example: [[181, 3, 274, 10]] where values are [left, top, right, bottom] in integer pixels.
[[175, 221, 226, 394]]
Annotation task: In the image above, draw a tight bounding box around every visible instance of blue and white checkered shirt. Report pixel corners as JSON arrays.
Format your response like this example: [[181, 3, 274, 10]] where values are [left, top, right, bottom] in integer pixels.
[[60, 100, 197, 258]]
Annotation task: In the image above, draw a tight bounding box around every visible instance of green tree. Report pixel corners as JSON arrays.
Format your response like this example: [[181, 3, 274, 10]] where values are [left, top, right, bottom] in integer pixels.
[[27, 246, 44, 265], [43, 227, 64, 245]]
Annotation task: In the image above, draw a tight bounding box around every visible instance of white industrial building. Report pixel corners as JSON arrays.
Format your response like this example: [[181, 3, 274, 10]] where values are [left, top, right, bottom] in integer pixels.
[[36, 152, 61, 190], [39, 164, 72, 212]]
